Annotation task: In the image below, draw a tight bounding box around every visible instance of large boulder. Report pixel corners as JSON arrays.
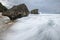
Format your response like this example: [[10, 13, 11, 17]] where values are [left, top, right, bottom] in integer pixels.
[[31, 9, 39, 14], [2, 4, 29, 20], [0, 3, 7, 12], [2, 11, 22, 20]]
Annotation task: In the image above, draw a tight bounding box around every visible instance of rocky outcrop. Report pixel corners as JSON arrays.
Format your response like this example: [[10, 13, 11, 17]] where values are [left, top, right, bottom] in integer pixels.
[[31, 9, 39, 14], [0, 3, 7, 12], [2, 4, 29, 21]]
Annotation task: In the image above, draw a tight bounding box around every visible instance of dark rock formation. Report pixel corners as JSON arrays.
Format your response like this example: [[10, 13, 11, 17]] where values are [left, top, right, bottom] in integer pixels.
[[31, 9, 39, 14], [0, 3, 7, 12], [2, 4, 29, 21]]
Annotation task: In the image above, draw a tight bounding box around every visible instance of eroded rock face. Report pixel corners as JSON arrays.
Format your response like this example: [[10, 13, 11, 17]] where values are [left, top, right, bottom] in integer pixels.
[[2, 4, 29, 20], [31, 9, 39, 14], [0, 3, 7, 12]]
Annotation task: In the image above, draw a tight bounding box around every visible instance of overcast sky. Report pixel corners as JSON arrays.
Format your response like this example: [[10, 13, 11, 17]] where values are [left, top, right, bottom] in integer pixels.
[[0, 0, 60, 13]]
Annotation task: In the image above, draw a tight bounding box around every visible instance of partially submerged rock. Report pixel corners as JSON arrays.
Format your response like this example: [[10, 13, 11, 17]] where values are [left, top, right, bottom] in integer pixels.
[[0, 3, 7, 12], [31, 9, 39, 14], [2, 4, 29, 21]]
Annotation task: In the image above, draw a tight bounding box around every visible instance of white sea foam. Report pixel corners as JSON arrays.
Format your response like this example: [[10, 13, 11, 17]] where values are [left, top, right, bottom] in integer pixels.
[[0, 13, 60, 40]]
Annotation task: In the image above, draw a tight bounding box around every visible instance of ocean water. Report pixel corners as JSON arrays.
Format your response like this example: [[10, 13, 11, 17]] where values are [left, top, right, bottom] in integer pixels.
[[0, 13, 60, 40]]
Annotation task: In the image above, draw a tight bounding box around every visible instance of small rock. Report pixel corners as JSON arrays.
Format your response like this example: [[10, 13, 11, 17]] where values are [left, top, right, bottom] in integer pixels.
[[31, 9, 39, 14]]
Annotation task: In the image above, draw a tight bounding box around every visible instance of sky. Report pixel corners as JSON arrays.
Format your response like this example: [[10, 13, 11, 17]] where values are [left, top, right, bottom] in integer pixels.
[[0, 0, 60, 13]]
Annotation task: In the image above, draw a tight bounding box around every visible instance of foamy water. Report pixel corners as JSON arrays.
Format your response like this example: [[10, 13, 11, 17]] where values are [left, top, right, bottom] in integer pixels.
[[0, 13, 60, 40]]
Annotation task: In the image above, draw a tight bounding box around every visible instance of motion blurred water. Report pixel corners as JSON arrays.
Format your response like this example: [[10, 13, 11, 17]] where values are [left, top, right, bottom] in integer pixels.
[[0, 13, 10, 25], [0, 13, 60, 40]]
